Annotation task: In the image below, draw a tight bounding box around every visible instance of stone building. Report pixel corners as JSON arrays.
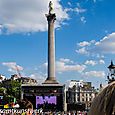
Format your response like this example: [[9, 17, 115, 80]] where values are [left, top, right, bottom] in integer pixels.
[[0, 74, 6, 82], [11, 74, 37, 84], [2, 74, 37, 87], [67, 80, 97, 110]]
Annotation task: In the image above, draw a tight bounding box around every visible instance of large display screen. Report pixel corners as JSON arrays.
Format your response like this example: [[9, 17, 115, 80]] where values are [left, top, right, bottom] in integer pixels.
[[36, 96, 57, 109]]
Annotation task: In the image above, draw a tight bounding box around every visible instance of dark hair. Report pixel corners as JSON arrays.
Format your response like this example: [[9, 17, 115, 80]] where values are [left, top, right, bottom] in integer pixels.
[[18, 99, 33, 109]]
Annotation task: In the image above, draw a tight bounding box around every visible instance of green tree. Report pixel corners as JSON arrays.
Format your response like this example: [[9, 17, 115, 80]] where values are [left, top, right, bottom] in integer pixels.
[[8, 80, 21, 100], [3, 80, 22, 100], [0, 87, 6, 94]]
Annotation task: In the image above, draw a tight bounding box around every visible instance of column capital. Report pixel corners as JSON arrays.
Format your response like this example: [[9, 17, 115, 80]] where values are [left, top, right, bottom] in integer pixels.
[[45, 13, 56, 22]]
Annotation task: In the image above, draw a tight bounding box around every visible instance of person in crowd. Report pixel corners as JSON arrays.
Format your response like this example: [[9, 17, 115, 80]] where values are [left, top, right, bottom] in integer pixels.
[[18, 99, 33, 115]]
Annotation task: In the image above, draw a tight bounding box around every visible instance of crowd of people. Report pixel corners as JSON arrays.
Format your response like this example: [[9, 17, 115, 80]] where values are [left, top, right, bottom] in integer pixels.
[[0, 110, 87, 115], [37, 103, 56, 111], [36, 111, 87, 115]]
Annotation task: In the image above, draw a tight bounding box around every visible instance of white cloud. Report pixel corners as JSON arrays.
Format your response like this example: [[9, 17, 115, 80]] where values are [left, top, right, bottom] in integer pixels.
[[99, 59, 105, 64], [60, 58, 73, 63], [77, 40, 95, 47], [78, 41, 91, 47], [43, 58, 86, 73], [80, 16, 86, 24], [42, 62, 48, 67], [76, 40, 95, 55], [76, 32, 115, 56], [85, 60, 97, 66], [65, 1, 86, 14], [0, 0, 68, 34], [84, 71, 105, 78], [76, 47, 89, 55], [67, 2, 72, 6], [94, 32, 115, 54], [74, 8, 87, 14], [65, 7, 86, 14], [29, 73, 45, 84], [65, 3, 87, 24], [84, 59, 105, 66], [2, 62, 23, 73], [56, 59, 86, 73]]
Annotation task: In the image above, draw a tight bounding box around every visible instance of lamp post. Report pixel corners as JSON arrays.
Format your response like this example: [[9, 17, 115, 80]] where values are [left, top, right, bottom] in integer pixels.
[[107, 60, 115, 83]]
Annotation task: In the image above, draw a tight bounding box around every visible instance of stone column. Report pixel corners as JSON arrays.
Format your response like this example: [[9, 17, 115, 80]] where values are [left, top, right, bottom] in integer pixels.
[[43, 1, 58, 84], [48, 14, 55, 81]]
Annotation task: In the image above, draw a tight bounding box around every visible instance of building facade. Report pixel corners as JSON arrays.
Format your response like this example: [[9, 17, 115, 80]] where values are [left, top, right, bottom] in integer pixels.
[[0, 74, 6, 82], [10, 74, 37, 84], [67, 80, 97, 110]]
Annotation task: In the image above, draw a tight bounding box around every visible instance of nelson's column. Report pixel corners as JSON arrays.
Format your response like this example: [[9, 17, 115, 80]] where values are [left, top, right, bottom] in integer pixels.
[[43, 1, 58, 84], [21, 2, 67, 111]]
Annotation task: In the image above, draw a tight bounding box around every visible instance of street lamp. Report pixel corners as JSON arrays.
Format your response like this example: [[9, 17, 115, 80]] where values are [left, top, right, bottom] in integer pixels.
[[107, 60, 115, 83]]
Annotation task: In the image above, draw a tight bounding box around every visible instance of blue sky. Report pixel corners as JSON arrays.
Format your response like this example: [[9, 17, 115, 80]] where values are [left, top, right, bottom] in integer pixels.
[[0, 0, 115, 88]]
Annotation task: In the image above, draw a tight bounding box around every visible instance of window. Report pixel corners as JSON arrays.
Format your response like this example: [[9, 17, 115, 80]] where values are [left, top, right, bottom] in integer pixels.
[[24, 90, 28, 93], [82, 98, 84, 102], [36, 90, 39, 93], [29, 90, 34, 93], [89, 98, 92, 101]]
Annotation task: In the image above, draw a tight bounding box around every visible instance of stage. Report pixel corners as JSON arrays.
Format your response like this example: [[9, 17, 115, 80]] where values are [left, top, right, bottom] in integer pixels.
[[21, 84, 66, 111]]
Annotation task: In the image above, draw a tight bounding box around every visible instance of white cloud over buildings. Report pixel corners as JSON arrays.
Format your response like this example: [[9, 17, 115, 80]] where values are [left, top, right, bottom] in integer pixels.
[[43, 58, 86, 73], [2, 62, 23, 73], [29, 73, 45, 84], [84, 71, 105, 78], [56, 60, 86, 73]]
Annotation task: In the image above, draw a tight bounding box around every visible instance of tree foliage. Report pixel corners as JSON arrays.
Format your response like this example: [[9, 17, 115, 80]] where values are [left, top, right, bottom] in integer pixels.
[[0, 87, 6, 93], [1, 80, 21, 100]]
